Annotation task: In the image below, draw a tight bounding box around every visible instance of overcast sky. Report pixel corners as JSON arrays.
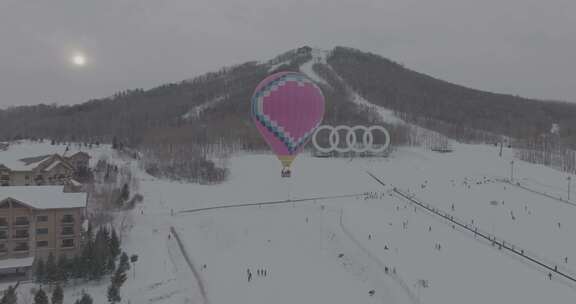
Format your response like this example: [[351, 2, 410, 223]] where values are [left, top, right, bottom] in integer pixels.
[[1, 0, 575, 107]]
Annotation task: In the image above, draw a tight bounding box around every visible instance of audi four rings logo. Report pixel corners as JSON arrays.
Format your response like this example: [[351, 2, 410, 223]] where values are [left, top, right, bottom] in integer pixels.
[[312, 125, 391, 153]]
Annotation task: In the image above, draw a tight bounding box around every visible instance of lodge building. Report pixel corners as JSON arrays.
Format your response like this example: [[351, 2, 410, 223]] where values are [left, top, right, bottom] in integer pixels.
[[0, 186, 86, 280], [0, 152, 90, 187]]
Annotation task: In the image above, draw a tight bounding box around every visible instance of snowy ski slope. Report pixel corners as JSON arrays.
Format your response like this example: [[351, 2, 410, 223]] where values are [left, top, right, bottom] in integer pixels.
[[1, 141, 575, 303]]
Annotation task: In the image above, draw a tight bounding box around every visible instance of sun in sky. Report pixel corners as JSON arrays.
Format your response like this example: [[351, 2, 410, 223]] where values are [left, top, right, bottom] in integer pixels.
[[71, 53, 87, 67]]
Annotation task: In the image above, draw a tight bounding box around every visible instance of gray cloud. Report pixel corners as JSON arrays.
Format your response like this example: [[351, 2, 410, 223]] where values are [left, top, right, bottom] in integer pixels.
[[1, 0, 575, 107]]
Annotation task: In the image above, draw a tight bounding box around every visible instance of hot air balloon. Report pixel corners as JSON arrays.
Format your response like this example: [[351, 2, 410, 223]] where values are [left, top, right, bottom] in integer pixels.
[[252, 72, 325, 177]]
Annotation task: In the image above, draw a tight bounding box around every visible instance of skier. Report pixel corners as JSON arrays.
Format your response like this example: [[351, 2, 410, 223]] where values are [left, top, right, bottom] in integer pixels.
[[247, 269, 252, 282], [368, 234, 372, 240], [548, 272, 552, 280], [368, 290, 375, 296]]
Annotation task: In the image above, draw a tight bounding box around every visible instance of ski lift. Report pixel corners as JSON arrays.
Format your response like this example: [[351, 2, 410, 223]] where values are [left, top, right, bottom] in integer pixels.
[[281, 168, 291, 178]]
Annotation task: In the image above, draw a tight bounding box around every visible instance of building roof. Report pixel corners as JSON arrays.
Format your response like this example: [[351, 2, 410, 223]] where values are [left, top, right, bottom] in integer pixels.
[[0, 256, 35, 270], [0, 186, 87, 209], [0, 141, 82, 171], [19, 154, 52, 166], [67, 151, 91, 158], [44, 160, 62, 171]]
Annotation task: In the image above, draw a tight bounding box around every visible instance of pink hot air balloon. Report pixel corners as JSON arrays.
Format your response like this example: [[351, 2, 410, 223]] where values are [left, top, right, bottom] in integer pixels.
[[252, 72, 325, 177]]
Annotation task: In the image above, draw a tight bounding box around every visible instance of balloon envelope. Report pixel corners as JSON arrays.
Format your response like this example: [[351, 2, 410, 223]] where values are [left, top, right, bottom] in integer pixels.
[[252, 72, 325, 168]]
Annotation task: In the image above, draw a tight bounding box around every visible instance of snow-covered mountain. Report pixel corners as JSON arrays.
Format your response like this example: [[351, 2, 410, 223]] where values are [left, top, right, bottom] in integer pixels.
[[1, 46, 575, 151]]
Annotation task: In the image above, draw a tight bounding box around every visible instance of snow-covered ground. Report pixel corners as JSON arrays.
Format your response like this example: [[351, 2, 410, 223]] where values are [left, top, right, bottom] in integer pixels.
[[2, 140, 576, 303], [182, 95, 227, 120], [299, 48, 331, 87]]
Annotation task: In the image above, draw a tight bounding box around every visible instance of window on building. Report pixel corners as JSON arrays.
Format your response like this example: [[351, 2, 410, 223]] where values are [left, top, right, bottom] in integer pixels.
[[0, 243, 6, 252], [61, 226, 74, 235], [0, 230, 7, 239], [62, 214, 74, 223], [0, 217, 7, 226], [36, 215, 48, 222], [13, 229, 29, 238], [14, 242, 29, 251], [36, 241, 48, 248], [61, 239, 74, 248], [14, 216, 29, 225], [36, 228, 49, 235], [0, 175, 9, 186]]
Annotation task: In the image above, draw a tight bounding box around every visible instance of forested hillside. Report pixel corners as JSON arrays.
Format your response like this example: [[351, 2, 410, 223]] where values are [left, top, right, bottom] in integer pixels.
[[328, 47, 576, 147], [2, 46, 575, 179]]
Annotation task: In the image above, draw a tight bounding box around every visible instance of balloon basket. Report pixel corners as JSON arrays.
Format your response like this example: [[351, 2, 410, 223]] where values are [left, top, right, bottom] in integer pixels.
[[281, 168, 292, 178]]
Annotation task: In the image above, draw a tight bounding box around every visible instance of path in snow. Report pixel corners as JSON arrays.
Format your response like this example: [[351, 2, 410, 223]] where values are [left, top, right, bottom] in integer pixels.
[[177, 193, 362, 214], [170, 226, 209, 304]]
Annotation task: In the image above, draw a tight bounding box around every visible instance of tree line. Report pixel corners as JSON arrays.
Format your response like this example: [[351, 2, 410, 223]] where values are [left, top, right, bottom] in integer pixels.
[[35, 225, 122, 283]]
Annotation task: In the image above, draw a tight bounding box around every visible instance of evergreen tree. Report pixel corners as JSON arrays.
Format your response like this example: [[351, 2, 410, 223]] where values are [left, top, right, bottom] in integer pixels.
[[81, 236, 94, 280], [45, 253, 58, 284], [85, 222, 94, 243], [109, 228, 121, 258], [107, 267, 127, 304], [118, 252, 130, 273], [34, 289, 49, 304], [112, 136, 118, 150], [56, 255, 69, 283], [74, 292, 93, 304], [90, 228, 109, 280], [107, 284, 120, 304], [51, 285, 63, 304], [0, 284, 18, 304], [102, 226, 111, 242], [34, 258, 46, 284], [106, 255, 116, 274], [120, 184, 130, 203], [71, 255, 84, 280]]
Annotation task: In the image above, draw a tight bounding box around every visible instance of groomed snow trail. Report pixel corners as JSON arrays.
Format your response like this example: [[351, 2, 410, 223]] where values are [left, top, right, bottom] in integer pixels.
[[170, 226, 209, 304]]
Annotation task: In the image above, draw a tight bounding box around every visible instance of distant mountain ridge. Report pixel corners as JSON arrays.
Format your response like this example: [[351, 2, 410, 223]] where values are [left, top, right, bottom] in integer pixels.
[[1, 46, 575, 150]]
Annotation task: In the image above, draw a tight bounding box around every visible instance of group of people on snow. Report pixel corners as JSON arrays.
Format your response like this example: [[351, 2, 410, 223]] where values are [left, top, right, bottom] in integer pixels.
[[247, 267, 269, 282]]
